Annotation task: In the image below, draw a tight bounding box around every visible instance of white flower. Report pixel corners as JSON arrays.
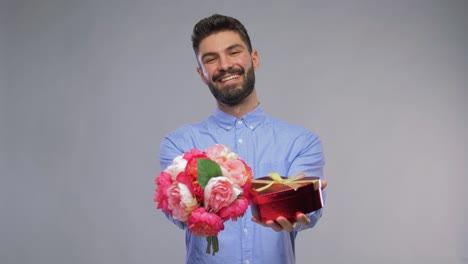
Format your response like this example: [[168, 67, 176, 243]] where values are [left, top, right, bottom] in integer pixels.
[[164, 155, 187, 180]]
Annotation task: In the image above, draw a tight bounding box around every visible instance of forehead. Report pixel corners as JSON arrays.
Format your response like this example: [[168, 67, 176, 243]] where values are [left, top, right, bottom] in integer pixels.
[[198, 31, 247, 55]]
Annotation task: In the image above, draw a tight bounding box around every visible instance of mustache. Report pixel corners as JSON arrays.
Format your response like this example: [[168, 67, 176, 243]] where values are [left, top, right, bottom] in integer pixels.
[[212, 67, 244, 82]]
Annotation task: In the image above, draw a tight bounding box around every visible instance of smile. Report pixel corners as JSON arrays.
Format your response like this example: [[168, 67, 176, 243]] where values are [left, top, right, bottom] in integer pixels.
[[220, 75, 240, 82]]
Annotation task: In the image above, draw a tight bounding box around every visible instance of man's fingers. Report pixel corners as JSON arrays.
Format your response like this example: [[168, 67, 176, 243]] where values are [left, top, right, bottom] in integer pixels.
[[252, 217, 281, 231], [321, 179, 327, 190], [266, 220, 284, 232], [251, 217, 267, 227], [252, 217, 290, 232], [275, 216, 295, 232], [296, 213, 311, 226], [253, 216, 305, 232]]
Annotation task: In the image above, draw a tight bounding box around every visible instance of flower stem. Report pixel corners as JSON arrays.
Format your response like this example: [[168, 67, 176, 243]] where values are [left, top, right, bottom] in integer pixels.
[[213, 236, 219, 255], [205, 236, 219, 256], [206, 236, 212, 255]]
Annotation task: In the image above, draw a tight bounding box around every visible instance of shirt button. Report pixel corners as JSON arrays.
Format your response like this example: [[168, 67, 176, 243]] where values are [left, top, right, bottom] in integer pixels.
[[238, 138, 243, 144], [237, 120, 243, 125], [244, 228, 248, 234], [245, 260, 250, 264], [249, 125, 254, 129]]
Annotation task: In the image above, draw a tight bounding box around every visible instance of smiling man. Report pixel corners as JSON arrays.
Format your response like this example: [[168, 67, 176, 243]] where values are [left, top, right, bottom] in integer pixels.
[[196, 30, 258, 115], [159, 14, 326, 264]]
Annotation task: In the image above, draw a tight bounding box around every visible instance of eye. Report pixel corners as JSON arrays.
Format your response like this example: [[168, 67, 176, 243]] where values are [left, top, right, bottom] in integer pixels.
[[204, 57, 216, 64]]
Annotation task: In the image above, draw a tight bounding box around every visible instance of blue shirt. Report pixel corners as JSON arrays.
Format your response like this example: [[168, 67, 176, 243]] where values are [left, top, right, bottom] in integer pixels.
[[159, 105, 325, 264]]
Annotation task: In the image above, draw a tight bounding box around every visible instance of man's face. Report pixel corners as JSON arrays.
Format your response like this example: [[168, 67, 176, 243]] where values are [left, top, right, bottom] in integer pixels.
[[196, 31, 259, 106]]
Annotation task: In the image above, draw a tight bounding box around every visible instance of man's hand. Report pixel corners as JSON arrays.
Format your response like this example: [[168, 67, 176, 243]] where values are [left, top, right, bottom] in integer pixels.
[[252, 213, 311, 232], [251, 179, 327, 232]]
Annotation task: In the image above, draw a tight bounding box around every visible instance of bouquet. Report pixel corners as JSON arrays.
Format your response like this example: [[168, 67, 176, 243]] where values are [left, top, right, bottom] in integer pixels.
[[154, 144, 253, 255]]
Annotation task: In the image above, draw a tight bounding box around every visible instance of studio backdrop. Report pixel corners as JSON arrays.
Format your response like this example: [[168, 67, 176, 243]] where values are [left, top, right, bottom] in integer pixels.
[[1, 1, 467, 263]]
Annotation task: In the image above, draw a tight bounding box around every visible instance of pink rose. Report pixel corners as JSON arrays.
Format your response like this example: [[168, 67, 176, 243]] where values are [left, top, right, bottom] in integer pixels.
[[220, 159, 252, 188], [187, 207, 224, 236], [154, 171, 173, 214], [204, 177, 242, 213], [167, 182, 198, 222], [206, 144, 238, 165], [218, 196, 250, 221]]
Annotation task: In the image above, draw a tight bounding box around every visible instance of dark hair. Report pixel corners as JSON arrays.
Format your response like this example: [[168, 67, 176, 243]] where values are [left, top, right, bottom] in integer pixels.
[[191, 14, 253, 54]]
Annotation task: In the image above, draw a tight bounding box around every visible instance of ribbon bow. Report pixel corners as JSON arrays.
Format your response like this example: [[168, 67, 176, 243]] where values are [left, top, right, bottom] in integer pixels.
[[253, 172, 307, 192]]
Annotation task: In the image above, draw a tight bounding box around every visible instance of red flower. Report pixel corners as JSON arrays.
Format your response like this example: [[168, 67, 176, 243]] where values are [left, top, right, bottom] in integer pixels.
[[187, 207, 224, 237], [218, 196, 250, 221], [185, 156, 210, 203], [176, 171, 204, 203], [183, 149, 208, 164], [184, 150, 211, 203], [154, 171, 173, 214]]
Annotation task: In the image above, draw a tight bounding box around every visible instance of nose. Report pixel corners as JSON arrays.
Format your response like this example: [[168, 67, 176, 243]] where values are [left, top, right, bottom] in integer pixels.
[[218, 55, 233, 71]]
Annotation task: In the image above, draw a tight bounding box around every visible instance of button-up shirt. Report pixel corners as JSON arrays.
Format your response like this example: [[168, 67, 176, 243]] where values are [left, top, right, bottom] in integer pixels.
[[159, 105, 325, 264]]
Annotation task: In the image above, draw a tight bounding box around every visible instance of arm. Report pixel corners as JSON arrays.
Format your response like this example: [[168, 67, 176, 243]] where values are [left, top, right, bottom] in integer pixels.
[[252, 131, 326, 232], [158, 136, 187, 230], [289, 132, 326, 231]]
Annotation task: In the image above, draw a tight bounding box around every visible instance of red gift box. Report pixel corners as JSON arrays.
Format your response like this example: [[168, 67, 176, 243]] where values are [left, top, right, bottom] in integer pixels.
[[250, 175, 323, 222]]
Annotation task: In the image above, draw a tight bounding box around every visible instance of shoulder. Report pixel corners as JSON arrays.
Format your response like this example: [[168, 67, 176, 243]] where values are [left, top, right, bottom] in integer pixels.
[[163, 118, 211, 141], [161, 123, 198, 149], [264, 114, 320, 139], [158, 121, 204, 168], [164, 123, 196, 139], [160, 117, 213, 152]]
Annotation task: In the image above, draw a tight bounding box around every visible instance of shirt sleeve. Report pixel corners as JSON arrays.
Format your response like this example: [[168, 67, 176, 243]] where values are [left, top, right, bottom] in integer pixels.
[[158, 134, 188, 231], [287, 131, 326, 232]]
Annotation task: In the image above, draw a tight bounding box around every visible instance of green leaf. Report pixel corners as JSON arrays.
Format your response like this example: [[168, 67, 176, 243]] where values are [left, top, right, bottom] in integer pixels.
[[197, 159, 222, 189]]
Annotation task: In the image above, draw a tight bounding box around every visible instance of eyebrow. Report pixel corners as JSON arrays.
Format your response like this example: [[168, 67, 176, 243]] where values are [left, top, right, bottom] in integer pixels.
[[201, 44, 246, 61]]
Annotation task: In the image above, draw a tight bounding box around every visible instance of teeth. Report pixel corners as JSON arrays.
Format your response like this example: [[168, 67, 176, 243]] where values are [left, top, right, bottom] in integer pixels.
[[221, 75, 239, 82]]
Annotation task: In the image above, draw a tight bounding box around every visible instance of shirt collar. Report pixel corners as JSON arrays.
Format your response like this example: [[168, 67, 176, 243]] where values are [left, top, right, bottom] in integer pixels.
[[212, 104, 265, 131]]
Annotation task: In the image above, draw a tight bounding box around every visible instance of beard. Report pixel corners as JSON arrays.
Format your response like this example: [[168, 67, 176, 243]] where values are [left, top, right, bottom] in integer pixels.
[[207, 65, 255, 106]]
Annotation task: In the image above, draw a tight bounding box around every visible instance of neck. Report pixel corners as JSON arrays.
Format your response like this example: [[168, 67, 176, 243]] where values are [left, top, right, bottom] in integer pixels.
[[217, 90, 259, 118]]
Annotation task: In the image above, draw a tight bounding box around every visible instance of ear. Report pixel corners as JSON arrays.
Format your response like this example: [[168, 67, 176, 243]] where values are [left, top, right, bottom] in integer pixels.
[[251, 50, 260, 70], [196, 67, 208, 85]]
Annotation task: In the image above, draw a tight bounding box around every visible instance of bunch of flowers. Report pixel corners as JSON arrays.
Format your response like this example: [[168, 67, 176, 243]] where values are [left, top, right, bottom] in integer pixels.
[[154, 144, 253, 255]]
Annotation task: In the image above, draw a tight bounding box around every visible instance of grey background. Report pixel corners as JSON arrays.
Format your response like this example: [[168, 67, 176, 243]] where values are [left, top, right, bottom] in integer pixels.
[[1, 0, 467, 263]]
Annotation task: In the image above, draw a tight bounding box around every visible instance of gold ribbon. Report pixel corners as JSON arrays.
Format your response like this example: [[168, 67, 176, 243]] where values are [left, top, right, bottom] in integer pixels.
[[252, 172, 319, 192]]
